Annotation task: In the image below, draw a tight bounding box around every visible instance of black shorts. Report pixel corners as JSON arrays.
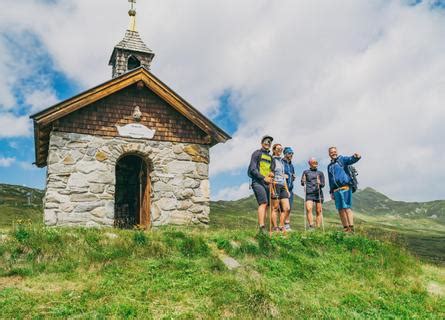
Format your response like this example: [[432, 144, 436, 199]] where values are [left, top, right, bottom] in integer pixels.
[[306, 192, 324, 203], [272, 184, 289, 200], [252, 181, 270, 205]]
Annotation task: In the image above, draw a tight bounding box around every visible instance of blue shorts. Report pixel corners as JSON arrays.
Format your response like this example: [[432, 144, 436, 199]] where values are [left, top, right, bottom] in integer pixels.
[[334, 188, 352, 210]]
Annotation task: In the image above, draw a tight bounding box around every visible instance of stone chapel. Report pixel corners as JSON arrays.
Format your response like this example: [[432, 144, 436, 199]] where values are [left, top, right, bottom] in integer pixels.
[[30, 4, 231, 228]]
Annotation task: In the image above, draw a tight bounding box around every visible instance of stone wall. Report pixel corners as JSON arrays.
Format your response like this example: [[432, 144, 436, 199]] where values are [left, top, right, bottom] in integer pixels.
[[44, 131, 210, 227]]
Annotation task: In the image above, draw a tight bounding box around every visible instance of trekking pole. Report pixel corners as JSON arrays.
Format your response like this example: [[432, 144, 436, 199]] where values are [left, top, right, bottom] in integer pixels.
[[303, 183, 307, 231], [317, 179, 325, 232], [269, 183, 273, 236]]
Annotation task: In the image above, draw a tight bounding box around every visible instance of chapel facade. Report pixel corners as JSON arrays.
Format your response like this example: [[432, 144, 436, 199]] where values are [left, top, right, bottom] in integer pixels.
[[30, 5, 230, 228]]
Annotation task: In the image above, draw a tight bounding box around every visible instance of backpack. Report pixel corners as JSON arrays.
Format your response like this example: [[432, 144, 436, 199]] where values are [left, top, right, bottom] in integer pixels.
[[346, 165, 359, 193], [333, 159, 359, 193]]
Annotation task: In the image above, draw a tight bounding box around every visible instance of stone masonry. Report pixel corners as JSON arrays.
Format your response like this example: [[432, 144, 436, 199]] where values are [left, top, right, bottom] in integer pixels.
[[44, 131, 210, 227]]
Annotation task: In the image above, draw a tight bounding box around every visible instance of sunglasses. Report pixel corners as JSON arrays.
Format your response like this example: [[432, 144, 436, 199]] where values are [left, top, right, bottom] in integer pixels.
[[263, 139, 272, 145]]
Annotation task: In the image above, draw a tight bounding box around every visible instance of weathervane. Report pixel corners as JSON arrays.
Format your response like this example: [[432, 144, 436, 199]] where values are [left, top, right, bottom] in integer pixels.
[[128, 0, 137, 32]]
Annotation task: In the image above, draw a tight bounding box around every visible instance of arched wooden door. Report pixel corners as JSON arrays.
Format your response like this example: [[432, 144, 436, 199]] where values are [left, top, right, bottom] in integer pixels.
[[115, 154, 151, 229]]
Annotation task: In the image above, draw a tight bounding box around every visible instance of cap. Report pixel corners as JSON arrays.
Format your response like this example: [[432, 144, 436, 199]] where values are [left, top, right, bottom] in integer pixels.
[[261, 135, 274, 143], [283, 147, 294, 155]]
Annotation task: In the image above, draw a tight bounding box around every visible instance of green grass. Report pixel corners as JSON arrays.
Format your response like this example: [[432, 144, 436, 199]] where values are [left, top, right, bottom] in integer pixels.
[[0, 223, 444, 318]]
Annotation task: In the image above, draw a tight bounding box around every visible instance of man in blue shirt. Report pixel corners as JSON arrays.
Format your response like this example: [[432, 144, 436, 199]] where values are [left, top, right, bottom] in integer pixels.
[[327, 147, 361, 232], [282, 147, 295, 231]]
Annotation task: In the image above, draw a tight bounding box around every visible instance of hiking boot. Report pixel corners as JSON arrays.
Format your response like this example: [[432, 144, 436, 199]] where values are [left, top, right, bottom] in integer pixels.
[[272, 227, 280, 232], [284, 223, 291, 231], [258, 225, 267, 234]]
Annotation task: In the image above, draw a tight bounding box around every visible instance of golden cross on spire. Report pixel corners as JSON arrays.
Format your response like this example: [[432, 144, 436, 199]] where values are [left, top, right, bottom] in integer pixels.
[[128, 0, 137, 31]]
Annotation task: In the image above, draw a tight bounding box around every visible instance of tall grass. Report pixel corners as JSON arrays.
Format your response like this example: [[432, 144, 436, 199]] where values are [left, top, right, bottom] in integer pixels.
[[0, 222, 443, 318]]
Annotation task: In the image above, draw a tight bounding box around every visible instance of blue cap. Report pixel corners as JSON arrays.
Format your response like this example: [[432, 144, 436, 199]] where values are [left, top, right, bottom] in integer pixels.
[[283, 147, 294, 155]]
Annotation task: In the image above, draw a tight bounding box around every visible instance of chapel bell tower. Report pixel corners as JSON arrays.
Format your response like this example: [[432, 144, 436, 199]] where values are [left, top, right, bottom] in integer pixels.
[[109, 0, 155, 78]]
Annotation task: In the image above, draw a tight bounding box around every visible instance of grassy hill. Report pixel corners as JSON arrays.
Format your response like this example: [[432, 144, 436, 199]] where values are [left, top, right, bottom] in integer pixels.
[[0, 184, 444, 318], [0, 225, 444, 318], [0, 184, 44, 227], [1, 184, 444, 264]]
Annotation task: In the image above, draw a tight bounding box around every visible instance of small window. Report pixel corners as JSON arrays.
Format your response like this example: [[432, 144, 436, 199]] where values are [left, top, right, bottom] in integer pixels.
[[127, 55, 141, 71]]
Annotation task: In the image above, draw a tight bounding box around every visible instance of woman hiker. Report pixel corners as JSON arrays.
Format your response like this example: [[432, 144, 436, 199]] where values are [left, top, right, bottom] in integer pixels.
[[301, 158, 325, 230], [271, 143, 291, 232]]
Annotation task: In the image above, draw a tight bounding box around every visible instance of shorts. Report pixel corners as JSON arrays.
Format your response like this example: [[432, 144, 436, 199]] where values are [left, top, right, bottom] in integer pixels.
[[305, 192, 324, 203], [271, 184, 289, 200], [252, 181, 270, 205], [334, 187, 352, 210]]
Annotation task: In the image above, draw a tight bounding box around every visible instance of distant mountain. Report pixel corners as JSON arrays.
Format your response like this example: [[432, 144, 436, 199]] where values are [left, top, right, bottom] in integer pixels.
[[213, 187, 445, 224], [0, 184, 44, 206], [347, 187, 445, 223]]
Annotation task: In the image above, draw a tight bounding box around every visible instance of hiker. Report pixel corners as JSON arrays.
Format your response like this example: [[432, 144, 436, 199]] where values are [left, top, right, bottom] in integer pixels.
[[271, 143, 291, 232], [248, 135, 275, 233], [327, 147, 361, 233], [301, 158, 325, 230], [282, 147, 296, 231]]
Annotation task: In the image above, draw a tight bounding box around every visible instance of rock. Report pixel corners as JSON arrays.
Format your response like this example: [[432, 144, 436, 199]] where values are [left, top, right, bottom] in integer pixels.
[[77, 162, 108, 174], [156, 198, 177, 211], [177, 189, 194, 200], [104, 232, 118, 240], [177, 200, 193, 210], [427, 282, 444, 297], [183, 178, 200, 189], [167, 160, 196, 174], [74, 201, 103, 212], [192, 197, 208, 203], [91, 206, 109, 218], [44, 210, 58, 226], [45, 191, 69, 204], [48, 153, 60, 165], [60, 203, 74, 213], [220, 255, 241, 270], [70, 193, 99, 202], [200, 180, 210, 197], [90, 184, 105, 194], [196, 163, 208, 176], [87, 171, 114, 184], [184, 145, 209, 163], [67, 173, 89, 188], [95, 151, 108, 161], [172, 144, 183, 154]]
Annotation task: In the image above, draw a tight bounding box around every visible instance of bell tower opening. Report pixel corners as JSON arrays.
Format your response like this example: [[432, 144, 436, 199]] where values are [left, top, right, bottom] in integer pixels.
[[114, 154, 151, 229], [128, 55, 141, 71]]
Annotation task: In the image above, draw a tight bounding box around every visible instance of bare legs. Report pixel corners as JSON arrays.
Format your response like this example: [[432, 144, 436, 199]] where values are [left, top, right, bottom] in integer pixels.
[[272, 198, 290, 230], [305, 201, 323, 227], [338, 208, 354, 231], [258, 203, 267, 227]]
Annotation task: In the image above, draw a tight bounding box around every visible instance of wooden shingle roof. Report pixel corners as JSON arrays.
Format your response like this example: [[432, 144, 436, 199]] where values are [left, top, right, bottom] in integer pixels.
[[30, 67, 231, 167]]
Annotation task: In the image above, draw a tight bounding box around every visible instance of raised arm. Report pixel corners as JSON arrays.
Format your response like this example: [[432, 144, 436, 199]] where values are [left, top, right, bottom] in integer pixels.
[[341, 153, 361, 166]]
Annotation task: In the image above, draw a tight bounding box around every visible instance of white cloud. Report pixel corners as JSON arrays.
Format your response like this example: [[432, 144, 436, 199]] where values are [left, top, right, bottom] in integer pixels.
[[25, 89, 59, 113], [0, 1, 444, 201], [0, 157, 15, 167], [18, 161, 37, 171], [213, 182, 250, 201], [0, 113, 31, 137]]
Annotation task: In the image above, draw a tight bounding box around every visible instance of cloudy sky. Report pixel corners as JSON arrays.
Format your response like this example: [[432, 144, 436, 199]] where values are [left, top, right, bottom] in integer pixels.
[[0, 0, 444, 202]]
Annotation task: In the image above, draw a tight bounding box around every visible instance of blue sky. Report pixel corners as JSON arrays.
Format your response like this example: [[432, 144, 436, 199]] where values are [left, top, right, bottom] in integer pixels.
[[1, 0, 445, 202]]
